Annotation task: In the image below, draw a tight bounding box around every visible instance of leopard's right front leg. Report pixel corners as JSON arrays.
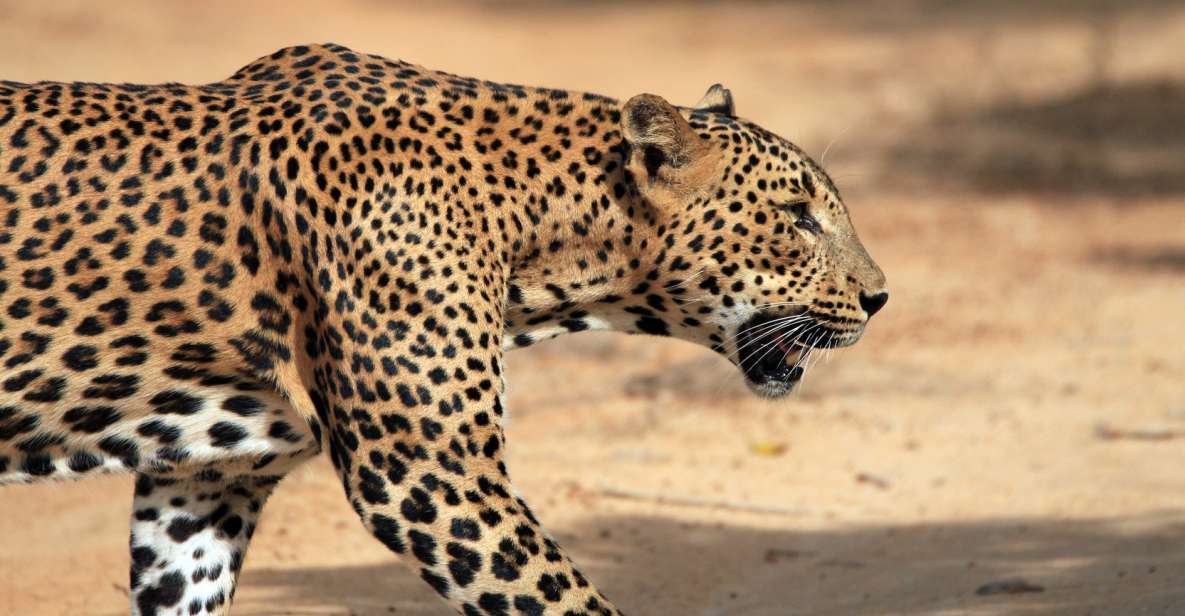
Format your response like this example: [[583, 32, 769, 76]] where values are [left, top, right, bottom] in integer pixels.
[[307, 324, 622, 615]]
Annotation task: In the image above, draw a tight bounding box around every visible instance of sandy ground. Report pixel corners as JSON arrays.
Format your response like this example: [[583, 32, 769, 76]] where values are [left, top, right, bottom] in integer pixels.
[[1, 1, 1183, 614]]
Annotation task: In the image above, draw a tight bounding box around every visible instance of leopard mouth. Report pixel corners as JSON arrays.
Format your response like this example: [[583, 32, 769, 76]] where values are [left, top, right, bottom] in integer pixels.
[[734, 312, 828, 397]]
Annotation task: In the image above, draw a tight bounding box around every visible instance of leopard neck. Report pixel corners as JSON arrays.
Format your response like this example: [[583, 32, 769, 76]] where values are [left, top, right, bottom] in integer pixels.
[[482, 95, 668, 347]]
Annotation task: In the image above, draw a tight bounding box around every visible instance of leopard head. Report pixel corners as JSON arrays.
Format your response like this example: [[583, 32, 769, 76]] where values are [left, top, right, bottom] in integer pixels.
[[620, 87, 888, 398]]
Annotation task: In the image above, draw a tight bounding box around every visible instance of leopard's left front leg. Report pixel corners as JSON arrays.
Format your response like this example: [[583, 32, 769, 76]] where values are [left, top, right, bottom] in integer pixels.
[[305, 301, 623, 615]]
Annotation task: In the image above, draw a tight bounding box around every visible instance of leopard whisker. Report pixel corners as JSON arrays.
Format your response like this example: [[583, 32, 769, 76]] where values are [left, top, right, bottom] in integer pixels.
[[737, 320, 814, 371], [721, 315, 814, 358], [662, 267, 708, 292]]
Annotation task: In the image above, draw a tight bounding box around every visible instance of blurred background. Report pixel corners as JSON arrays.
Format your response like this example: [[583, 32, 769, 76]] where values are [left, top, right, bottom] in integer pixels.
[[1, 1, 1182, 614]]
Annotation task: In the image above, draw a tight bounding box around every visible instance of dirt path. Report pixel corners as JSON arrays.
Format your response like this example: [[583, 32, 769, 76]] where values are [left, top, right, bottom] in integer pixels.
[[1, 2, 1183, 614]]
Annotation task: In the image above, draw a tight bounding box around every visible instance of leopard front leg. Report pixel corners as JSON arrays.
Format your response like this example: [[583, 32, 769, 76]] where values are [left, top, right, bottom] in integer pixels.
[[309, 336, 622, 615], [128, 473, 281, 616]]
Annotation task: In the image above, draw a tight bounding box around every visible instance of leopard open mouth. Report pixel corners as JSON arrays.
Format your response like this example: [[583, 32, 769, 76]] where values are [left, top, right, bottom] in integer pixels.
[[734, 312, 834, 398]]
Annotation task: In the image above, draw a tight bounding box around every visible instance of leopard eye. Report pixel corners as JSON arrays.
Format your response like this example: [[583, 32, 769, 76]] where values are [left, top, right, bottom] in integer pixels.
[[778, 201, 822, 235]]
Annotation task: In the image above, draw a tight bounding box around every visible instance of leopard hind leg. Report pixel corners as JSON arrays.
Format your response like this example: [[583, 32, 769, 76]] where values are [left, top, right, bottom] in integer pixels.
[[130, 472, 294, 615], [124, 385, 322, 616]]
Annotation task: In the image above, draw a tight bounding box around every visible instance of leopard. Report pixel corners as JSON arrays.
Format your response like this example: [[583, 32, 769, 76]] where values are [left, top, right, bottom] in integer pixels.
[[0, 43, 887, 615]]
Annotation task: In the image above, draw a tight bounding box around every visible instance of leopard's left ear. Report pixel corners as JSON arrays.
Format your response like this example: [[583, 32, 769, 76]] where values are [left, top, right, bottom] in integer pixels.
[[694, 83, 735, 116], [621, 94, 715, 193]]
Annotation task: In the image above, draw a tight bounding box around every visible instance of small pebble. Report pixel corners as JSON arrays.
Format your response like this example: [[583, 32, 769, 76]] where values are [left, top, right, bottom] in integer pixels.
[[855, 472, 892, 490], [975, 578, 1045, 596], [749, 441, 788, 457]]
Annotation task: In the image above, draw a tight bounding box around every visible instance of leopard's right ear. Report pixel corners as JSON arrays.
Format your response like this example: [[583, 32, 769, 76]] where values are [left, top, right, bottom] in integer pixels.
[[621, 94, 714, 192], [694, 83, 735, 116]]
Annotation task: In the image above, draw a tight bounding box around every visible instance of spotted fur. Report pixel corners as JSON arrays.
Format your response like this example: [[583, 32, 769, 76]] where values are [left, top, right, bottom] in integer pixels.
[[0, 44, 886, 615]]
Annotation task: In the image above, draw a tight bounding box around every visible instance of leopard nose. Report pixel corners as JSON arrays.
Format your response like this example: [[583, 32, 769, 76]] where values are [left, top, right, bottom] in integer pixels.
[[859, 290, 889, 317]]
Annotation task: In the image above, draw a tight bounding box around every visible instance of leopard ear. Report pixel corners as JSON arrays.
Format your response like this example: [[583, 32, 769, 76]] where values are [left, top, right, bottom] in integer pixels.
[[694, 83, 735, 116], [621, 93, 712, 188]]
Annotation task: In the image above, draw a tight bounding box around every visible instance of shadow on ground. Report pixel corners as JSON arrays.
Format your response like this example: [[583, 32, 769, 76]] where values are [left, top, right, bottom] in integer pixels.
[[240, 511, 1185, 616], [890, 79, 1185, 198], [494, 0, 1185, 20], [1092, 245, 1185, 272]]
